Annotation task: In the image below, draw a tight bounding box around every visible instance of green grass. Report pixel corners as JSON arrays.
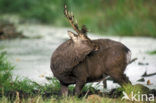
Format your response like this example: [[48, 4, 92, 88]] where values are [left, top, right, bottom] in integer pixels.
[[117, 84, 150, 96], [0, 96, 131, 103], [0, 0, 156, 37], [147, 50, 156, 55], [0, 51, 60, 98], [0, 51, 14, 90], [115, 83, 154, 102]]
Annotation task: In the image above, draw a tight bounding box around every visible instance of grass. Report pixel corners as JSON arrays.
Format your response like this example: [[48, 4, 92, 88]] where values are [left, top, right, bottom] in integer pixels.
[[0, 51, 60, 99], [0, 93, 155, 103], [0, 0, 156, 37], [0, 51, 14, 92], [0, 96, 131, 103], [117, 84, 150, 96]]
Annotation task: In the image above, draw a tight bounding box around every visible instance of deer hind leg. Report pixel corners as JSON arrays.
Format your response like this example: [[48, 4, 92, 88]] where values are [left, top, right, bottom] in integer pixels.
[[102, 74, 108, 89], [103, 79, 107, 89], [109, 72, 131, 86], [121, 74, 131, 85]]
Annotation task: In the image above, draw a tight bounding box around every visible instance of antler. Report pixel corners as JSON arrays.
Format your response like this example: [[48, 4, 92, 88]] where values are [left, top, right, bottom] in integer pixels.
[[64, 5, 88, 34]]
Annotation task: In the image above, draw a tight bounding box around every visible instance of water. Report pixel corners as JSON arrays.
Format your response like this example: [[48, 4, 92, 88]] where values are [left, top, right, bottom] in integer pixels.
[[0, 24, 156, 90]]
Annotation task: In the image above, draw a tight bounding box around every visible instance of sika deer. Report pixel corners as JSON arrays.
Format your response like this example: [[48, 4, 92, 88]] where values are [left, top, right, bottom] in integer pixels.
[[50, 5, 131, 96]]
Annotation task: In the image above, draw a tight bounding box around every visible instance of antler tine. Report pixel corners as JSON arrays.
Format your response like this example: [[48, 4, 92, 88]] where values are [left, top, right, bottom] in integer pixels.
[[64, 5, 81, 34]]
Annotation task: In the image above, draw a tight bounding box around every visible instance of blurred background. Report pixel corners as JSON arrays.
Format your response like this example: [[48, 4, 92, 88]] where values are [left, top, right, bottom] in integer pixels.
[[0, 0, 156, 37]]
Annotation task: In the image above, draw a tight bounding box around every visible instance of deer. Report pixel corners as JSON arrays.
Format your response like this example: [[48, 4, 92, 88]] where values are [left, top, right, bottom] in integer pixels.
[[50, 5, 132, 96]]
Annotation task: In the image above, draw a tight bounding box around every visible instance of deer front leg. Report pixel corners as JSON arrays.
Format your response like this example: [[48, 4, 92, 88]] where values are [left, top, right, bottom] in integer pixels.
[[74, 81, 85, 96], [72, 66, 87, 96], [60, 83, 68, 97]]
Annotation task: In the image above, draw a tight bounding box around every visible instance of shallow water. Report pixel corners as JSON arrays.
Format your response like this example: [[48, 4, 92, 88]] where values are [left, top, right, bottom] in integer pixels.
[[0, 24, 156, 90]]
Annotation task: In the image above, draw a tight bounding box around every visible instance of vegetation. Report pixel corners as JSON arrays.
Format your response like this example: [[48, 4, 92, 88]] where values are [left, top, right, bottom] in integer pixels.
[[0, 51, 60, 99], [116, 83, 150, 97], [0, 96, 132, 103], [0, 0, 156, 37]]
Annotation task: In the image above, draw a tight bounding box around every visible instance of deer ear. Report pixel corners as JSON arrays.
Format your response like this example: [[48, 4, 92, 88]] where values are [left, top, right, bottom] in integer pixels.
[[68, 31, 77, 42]]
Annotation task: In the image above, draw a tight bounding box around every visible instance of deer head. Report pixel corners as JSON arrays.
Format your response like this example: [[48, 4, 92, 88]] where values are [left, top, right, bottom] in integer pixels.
[[64, 5, 99, 52]]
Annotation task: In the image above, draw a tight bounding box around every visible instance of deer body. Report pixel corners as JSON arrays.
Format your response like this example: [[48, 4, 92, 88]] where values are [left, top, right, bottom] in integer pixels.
[[51, 39, 131, 96], [50, 5, 131, 96]]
